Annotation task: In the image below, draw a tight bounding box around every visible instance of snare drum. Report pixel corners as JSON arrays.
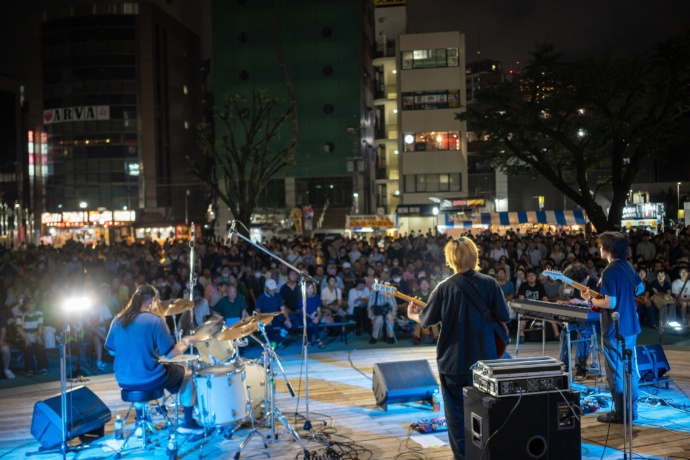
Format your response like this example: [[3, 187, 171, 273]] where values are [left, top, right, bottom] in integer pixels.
[[159, 353, 200, 368], [194, 361, 265, 427]]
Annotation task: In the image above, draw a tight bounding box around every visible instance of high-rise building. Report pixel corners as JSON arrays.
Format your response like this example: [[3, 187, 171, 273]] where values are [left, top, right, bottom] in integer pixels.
[[26, 1, 204, 244], [396, 31, 468, 234], [211, 0, 375, 225]]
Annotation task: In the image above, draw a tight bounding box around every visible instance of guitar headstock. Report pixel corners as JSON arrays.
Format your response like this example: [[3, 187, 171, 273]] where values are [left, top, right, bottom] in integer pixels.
[[372, 281, 397, 298], [541, 269, 566, 283]]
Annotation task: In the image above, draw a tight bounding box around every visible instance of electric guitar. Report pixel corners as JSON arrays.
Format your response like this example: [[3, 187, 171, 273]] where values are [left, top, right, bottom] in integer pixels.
[[372, 281, 509, 358], [541, 269, 602, 312]]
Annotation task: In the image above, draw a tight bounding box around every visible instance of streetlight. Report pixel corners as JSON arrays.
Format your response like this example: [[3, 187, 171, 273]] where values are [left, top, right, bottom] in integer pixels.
[[678, 182, 681, 222], [353, 192, 359, 214]]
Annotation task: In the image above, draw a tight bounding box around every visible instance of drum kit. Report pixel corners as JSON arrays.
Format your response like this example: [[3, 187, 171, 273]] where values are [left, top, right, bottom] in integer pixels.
[[159, 301, 308, 458]]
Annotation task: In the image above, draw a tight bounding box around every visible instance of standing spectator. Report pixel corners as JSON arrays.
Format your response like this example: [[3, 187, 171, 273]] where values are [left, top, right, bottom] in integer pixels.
[[635, 232, 657, 262], [15, 297, 49, 377], [0, 310, 15, 378]]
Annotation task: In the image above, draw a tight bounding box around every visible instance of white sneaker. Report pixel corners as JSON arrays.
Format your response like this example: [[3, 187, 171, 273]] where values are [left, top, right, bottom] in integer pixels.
[[4, 369, 15, 379]]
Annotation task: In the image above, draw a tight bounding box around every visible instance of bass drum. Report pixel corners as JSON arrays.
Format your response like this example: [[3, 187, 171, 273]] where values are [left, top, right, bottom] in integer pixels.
[[193, 361, 265, 427]]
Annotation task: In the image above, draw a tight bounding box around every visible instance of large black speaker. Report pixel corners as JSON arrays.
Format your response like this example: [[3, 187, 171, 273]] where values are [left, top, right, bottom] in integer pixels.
[[636, 344, 670, 381], [31, 386, 111, 449], [372, 360, 438, 411], [464, 387, 581, 460]]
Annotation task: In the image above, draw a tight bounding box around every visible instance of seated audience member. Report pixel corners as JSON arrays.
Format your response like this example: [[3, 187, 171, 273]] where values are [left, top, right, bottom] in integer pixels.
[[347, 278, 370, 335], [635, 267, 655, 328], [15, 297, 49, 377], [255, 279, 290, 348], [320, 275, 345, 324], [651, 270, 675, 328], [367, 285, 397, 344], [411, 278, 439, 344], [672, 267, 690, 325], [297, 282, 325, 348], [212, 282, 248, 325], [83, 299, 113, 371]]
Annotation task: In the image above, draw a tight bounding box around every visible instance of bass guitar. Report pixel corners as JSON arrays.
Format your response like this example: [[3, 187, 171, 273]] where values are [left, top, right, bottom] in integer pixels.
[[372, 281, 509, 358], [541, 269, 602, 312]]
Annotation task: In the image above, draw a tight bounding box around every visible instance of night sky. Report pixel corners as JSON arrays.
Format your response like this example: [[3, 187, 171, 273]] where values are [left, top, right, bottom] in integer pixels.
[[1, 0, 688, 81], [407, 0, 689, 72]]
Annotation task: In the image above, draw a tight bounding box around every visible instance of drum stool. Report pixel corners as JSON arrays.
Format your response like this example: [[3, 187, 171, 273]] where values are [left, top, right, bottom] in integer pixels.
[[115, 388, 169, 459]]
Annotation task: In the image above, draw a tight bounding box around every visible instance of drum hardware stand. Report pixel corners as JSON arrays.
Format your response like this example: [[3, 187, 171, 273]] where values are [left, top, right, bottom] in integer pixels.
[[225, 221, 324, 437], [614, 313, 635, 460], [233, 321, 309, 459]]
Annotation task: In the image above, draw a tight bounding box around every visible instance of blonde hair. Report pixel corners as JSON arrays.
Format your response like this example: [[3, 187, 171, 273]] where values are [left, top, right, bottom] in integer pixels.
[[444, 237, 480, 273]]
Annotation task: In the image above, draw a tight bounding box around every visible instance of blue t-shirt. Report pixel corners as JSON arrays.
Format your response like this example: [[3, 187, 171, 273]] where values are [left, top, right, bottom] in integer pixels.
[[105, 312, 174, 389], [298, 295, 321, 317], [599, 261, 643, 340], [498, 280, 515, 298], [255, 292, 284, 314]]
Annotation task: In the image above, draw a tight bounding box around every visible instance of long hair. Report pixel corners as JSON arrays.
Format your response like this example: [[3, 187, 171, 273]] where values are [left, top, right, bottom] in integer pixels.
[[117, 284, 159, 329], [444, 237, 480, 274]]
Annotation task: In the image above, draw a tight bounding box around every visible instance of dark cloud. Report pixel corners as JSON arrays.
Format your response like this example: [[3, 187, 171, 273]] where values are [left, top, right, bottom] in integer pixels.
[[407, 0, 689, 71]]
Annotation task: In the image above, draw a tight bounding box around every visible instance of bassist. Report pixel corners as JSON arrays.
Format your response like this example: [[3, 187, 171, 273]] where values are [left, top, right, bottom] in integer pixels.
[[407, 237, 510, 460]]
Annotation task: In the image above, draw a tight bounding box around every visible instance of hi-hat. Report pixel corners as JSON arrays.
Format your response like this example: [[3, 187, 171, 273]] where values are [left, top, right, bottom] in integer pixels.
[[217, 322, 258, 341], [162, 299, 194, 316]]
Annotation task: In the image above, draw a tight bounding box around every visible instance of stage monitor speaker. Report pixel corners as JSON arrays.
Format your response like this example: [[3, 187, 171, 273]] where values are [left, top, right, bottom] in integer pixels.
[[372, 360, 438, 411], [636, 344, 670, 380], [464, 386, 580, 460], [31, 385, 111, 449]]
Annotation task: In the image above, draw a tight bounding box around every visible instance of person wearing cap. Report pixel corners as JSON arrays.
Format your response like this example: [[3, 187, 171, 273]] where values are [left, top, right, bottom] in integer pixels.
[[338, 262, 356, 292], [255, 279, 290, 348], [15, 297, 49, 377], [672, 267, 690, 325]]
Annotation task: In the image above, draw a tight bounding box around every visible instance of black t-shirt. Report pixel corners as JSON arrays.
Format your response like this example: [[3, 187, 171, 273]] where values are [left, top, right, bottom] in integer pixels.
[[517, 282, 546, 300]]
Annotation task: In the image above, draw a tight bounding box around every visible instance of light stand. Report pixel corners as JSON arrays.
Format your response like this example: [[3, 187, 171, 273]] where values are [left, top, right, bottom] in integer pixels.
[[225, 221, 323, 434], [26, 325, 92, 459]]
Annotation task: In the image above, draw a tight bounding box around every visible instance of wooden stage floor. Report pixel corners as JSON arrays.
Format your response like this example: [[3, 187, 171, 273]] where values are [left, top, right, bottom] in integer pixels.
[[1, 341, 690, 459]]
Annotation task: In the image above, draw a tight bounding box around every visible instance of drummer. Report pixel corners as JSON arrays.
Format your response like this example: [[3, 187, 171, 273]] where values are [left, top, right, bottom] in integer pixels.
[[105, 284, 204, 435], [212, 281, 249, 326]]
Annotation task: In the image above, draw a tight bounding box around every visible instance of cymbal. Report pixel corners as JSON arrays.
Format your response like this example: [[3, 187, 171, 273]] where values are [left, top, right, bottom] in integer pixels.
[[162, 299, 194, 316], [217, 322, 258, 341], [227, 316, 257, 329], [251, 312, 282, 324]]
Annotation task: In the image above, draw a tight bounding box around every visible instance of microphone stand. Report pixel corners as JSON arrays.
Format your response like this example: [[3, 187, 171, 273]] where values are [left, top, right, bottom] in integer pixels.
[[225, 221, 325, 435], [614, 316, 633, 460]]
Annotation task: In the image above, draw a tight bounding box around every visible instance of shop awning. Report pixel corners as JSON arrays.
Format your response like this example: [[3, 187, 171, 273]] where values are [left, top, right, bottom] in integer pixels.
[[441, 210, 588, 228]]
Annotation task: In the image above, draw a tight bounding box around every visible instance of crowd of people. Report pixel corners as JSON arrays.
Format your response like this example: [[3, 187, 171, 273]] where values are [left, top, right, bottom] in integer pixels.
[[0, 225, 689, 383]]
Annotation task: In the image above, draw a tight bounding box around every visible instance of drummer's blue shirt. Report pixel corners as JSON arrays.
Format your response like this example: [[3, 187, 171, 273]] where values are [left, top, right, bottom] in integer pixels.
[[105, 312, 174, 389]]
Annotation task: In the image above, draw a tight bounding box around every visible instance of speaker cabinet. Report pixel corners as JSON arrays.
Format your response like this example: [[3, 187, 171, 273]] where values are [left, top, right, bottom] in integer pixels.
[[636, 344, 670, 380], [372, 360, 438, 411], [464, 386, 581, 460], [31, 386, 111, 449]]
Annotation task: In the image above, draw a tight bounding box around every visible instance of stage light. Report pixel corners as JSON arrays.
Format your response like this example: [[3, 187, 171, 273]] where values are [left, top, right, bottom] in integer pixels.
[[63, 296, 92, 313]]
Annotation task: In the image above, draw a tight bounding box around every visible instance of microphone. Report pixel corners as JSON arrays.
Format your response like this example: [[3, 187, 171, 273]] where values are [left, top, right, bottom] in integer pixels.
[[225, 220, 237, 246], [612, 311, 621, 341]]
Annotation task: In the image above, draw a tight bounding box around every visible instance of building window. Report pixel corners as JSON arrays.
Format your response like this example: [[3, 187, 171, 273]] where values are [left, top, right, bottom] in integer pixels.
[[404, 173, 461, 193], [402, 90, 460, 110], [401, 48, 459, 70], [403, 131, 461, 152]]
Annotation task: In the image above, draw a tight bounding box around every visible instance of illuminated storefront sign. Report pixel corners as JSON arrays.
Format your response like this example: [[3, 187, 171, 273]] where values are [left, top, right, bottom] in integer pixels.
[[374, 0, 406, 6], [42, 209, 136, 227], [346, 215, 395, 229], [43, 106, 110, 125]]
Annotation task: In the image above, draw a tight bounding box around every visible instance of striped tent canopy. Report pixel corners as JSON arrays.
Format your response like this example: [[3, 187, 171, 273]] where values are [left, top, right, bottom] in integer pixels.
[[441, 210, 588, 228]]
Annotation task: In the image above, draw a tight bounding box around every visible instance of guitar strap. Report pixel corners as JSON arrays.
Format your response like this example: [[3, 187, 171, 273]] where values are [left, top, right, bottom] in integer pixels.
[[451, 274, 509, 343]]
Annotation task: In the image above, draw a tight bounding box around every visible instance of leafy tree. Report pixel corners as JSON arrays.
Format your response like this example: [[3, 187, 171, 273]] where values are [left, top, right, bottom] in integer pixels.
[[458, 32, 690, 231], [190, 90, 296, 232]]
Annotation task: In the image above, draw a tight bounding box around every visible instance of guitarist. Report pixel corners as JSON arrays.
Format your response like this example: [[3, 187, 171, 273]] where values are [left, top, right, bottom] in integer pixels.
[[583, 231, 644, 425], [407, 237, 510, 460]]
